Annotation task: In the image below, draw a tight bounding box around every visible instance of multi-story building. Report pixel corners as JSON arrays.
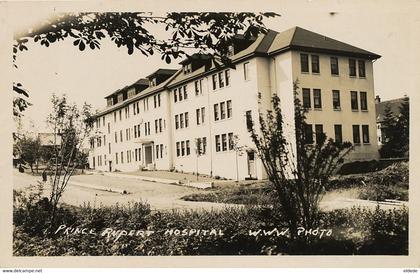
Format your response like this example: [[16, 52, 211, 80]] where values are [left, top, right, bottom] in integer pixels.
[[89, 26, 381, 180]]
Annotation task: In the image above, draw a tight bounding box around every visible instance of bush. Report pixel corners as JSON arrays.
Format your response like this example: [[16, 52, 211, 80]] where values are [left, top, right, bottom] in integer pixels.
[[337, 159, 407, 175], [13, 185, 409, 256]]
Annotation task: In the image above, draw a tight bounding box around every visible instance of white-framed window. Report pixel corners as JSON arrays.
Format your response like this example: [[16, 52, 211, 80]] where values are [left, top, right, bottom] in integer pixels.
[[243, 62, 250, 80]]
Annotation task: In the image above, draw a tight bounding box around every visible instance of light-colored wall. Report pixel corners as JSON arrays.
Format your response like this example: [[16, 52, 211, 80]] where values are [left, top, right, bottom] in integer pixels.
[[290, 51, 379, 160]]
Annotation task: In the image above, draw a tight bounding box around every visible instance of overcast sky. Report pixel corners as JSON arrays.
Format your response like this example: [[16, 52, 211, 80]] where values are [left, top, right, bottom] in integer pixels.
[[10, 0, 420, 133]]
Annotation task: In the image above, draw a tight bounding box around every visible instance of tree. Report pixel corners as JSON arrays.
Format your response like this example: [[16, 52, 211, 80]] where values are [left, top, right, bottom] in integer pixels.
[[248, 82, 353, 238], [13, 12, 279, 116], [14, 135, 41, 173], [379, 96, 409, 158], [230, 134, 246, 182], [45, 94, 95, 228]]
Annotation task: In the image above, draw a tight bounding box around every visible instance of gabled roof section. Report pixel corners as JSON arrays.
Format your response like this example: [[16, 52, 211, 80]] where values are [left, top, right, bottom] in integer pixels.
[[376, 97, 408, 123], [146, 68, 178, 79], [268, 26, 381, 59], [104, 78, 149, 99]]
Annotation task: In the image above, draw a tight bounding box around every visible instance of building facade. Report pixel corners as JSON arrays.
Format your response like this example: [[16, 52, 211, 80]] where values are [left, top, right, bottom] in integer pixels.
[[89, 27, 381, 180]]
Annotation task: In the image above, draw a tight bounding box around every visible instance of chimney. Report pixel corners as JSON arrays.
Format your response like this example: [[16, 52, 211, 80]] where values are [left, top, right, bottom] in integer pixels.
[[375, 95, 381, 104]]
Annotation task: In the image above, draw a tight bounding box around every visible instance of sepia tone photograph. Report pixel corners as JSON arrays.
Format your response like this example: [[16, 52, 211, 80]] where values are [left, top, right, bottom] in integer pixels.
[[1, 0, 419, 267]]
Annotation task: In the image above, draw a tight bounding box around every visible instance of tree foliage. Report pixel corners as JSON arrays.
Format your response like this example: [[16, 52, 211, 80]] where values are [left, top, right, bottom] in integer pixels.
[[13, 12, 279, 116], [379, 96, 409, 158], [248, 82, 353, 237], [45, 94, 95, 227], [14, 135, 41, 173]]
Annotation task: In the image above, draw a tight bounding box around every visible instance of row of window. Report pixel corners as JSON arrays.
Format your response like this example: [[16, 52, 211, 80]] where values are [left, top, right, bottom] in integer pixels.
[[215, 132, 235, 152], [214, 100, 233, 121], [300, 53, 366, 77], [302, 89, 368, 111], [175, 112, 189, 129], [212, 69, 231, 90], [304, 124, 370, 145], [176, 140, 191, 157]]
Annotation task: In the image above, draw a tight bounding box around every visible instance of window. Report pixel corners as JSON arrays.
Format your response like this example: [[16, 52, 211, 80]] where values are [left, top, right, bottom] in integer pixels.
[[108, 122, 110, 134], [114, 112, 117, 122], [360, 91, 368, 111], [212, 74, 217, 90], [183, 63, 192, 74], [115, 153, 118, 164], [311, 55, 320, 73], [178, 88, 183, 101], [108, 143, 111, 154], [221, 134, 227, 151], [300, 54, 309, 73], [335, 125, 343, 143], [215, 135, 221, 152], [202, 137, 207, 154], [176, 142, 180, 157], [315, 124, 324, 144], [244, 62, 250, 80], [220, 102, 226, 120], [362, 125, 370, 143], [228, 133, 234, 150], [227, 100, 232, 118], [180, 113, 184, 128], [195, 80, 202, 96], [358, 60, 366, 77], [302, 88, 311, 108], [332, 90, 341, 110], [155, 120, 158, 133], [160, 144, 163, 158], [159, 118, 162, 132], [120, 130, 123, 142], [196, 108, 205, 125], [121, 151, 124, 164], [304, 124, 313, 144], [349, 59, 356, 77], [225, 70, 230, 86], [183, 86, 188, 100], [330, 57, 339, 75], [218, 72, 225, 88], [114, 132, 117, 143], [201, 107, 205, 124], [351, 91, 359, 110], [119, 109, 122, 121], [185, 112, 189, 128], [156, 145, 159, 159], [313, 89, 322, 109], [352, 125, 361, 144], [181, 141, 185, 156], [175, 115, 179, 129], [186, 140, 190, 155], [174, 89, 178, 102], [214, 104, 219, 121], [246, 110, 252, 130]]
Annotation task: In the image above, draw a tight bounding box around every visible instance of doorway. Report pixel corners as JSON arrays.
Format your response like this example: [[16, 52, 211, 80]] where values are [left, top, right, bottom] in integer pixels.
[[145, 145, 153, 165], [247, 151, 257, 179]]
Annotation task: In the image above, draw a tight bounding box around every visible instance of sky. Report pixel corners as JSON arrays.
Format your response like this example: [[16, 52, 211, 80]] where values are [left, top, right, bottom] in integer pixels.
[[9, 0, 420, 133]]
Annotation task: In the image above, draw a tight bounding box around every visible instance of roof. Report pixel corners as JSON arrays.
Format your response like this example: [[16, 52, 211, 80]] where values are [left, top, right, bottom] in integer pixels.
[[376, 97, 408, 123], [104, 78, 149, 99], [268, 26, 381, 59], [167, 26, 381, 88], [146, 68, 178, 79], [95, 69, 182, 117]]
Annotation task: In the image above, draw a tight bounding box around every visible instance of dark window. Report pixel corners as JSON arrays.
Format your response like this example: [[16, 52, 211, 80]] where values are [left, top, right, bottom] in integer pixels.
[[332, 90, 341, 110], [175, 115, 179, 130], [334, 124, 342, 143], [220, 102, 226, 120], [300, 54, 309, 73], [221, 134, 227, 151], [358, 60, 366, 77], [360, 91, 368, 110], [349, 59, 356, 77], [315, 124, 324, 144], [218, 72, 225, 88], [351, 91, 358, 110], [215, 135, 221, 152], [313, 89, 322, 109], [174, 89, 178, 102], [352, 125, 361, 144], [196, 108, 200, 125], [225, 70, 230, 86], [186, 140, 190, 155], [227, 100, 232, 118], [202, 137, 207, 154], [311, 55, 320, 73], [181, 141, 185, 156], [228, 133, 234, 150], [330, 57, 339, 75], [214, 104, 219, 121], [302, 88, 311, 108], [183, 86, 188, 100], [362, 125, 370, 143], [212, 74, 217, 90], [304, 124, 313, 144], [176, 142, 180, 157], [246, 110, 252, 131], [185, 112, 189, 128]]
